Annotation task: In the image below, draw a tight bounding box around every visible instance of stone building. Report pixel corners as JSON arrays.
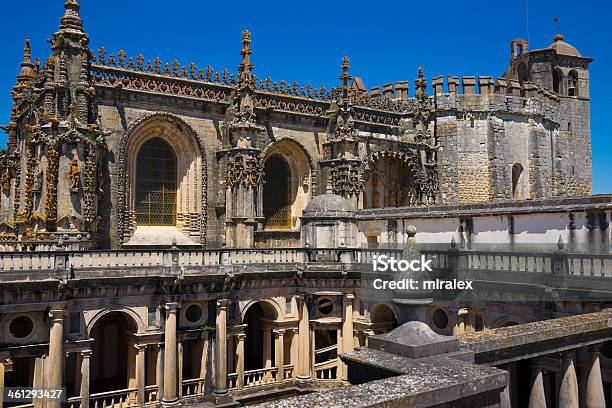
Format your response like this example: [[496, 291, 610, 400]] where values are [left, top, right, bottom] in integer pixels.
[[0, 1, 610, 408], [0, 0, 594, 251]]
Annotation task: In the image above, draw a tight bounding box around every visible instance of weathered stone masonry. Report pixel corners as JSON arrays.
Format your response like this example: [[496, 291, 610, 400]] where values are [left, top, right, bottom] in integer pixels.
[[0, 0, 593, 251]]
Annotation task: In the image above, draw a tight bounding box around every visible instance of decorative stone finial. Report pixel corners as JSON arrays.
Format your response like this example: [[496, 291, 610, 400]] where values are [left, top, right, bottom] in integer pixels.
[[16, 39, 35, 83], [338, 56, 352, 108], [415, 66, 427, 97], [53, 0, 88, 51], [239, 29, 253, 76], [553, 33, 565, 42], [557, 235, 565, 250], [60, 0, 83, 30], [407, 225, 417, 238], [23, 39, 32, 64]]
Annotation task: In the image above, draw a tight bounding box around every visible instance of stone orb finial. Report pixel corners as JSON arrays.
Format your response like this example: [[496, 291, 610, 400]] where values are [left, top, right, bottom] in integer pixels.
[[406, 225, 417, 244]]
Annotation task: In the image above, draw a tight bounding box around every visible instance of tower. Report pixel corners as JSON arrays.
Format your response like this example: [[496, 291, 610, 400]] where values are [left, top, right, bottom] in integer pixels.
[[506, 33, 593, 196], [0, 0, 108, 246]]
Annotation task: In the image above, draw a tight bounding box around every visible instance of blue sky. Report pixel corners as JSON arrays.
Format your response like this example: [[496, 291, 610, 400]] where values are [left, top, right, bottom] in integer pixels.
[[0, 0, 610, 193]]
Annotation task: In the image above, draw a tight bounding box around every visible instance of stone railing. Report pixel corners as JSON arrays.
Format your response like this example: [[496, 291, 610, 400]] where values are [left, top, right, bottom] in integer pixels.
[[182, 377, 206, 397], [314, 359, 338, 381], [1, 247, 611, 295], [0, 247, 401, 282], [243, 367, 278, 388], [422, 248, 612, 276], [89, 388, 138, 408]]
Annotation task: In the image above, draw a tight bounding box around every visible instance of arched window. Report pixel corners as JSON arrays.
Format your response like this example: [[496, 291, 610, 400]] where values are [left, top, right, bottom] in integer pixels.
[[553, 68, 562, 94], [135, 138, 177, 225], [263, 155, 291, 229], [363, 156, 417, 209], [511, 163, 523, 200], [568, 70, 579, 97]]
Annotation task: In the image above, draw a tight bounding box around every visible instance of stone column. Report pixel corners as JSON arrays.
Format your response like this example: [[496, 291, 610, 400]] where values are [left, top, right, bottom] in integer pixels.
[[214, 299, 229, 397], [162, 303, 180, 407], [528, 359, 546, 408], [275, 329, 285, 382], [33, 356, 45, 408], [155, 343, 165, 402], [0, 359, 5, 408], [136, 345, 147, 405], [80, 350, 92, 408], [48, 309, 64, 408], [199, 334, 209, 395], [177, 341, 183, 399], [559, 350, 579, 408], [297, 296, 311, 383], [264, 329, 272, 370], [236, 333, 245, 389], [290, 329, 299, 377], [341, 294, 355, 381], [585, 344, 605, 408], [74, 352, 82, 399], [227, 336, 234, 375]]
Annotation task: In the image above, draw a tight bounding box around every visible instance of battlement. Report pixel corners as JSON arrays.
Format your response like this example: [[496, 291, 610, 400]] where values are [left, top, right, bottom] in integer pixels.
[[90, 46, 560, 119], [368, 75, 558, 105]]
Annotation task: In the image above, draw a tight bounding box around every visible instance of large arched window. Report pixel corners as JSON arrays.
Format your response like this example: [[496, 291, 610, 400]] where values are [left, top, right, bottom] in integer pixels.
[[135, 138, 177, 225], [263, 155, 291, 229]]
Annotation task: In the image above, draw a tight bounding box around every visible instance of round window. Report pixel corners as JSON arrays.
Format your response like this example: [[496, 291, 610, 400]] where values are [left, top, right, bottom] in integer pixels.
[[317, 298, 334, 316], [185, 305, 203, 323], [432, 309, 449, 330], [9, 316, 34, 338]]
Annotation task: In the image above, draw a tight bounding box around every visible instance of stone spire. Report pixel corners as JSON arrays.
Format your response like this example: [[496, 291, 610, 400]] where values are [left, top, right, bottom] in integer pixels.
[[52, 0, 88, 51], [59, 0, 84, 33], [415, 66, 427, 99], [238, 29, 254, 80], [227, 28, 260, 132], [338, 56, 352, 109], [16, 39, 35, 84]]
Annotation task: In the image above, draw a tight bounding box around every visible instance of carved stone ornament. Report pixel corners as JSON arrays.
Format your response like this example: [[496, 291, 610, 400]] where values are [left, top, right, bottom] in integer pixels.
[[225, 151, 263, 189], [69, 154, 81, 193]]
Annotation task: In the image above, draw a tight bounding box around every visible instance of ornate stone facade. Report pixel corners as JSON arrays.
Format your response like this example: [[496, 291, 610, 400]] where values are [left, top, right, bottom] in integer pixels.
[[0, 1, 593, 250]]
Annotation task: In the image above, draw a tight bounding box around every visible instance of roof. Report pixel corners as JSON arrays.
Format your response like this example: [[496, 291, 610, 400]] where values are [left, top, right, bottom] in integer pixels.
[[303, 189, 355, 216], [547, 33, 581, 57]]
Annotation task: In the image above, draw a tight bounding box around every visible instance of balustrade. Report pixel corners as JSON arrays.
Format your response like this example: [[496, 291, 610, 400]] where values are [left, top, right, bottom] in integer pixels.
[[66, 396, 82, 408], [243, 367, 279, 388], [314, 361, 338, 381], [1, 248, 611, 288], [88, 388, 138, 408], [181, 377, 206, 397]]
